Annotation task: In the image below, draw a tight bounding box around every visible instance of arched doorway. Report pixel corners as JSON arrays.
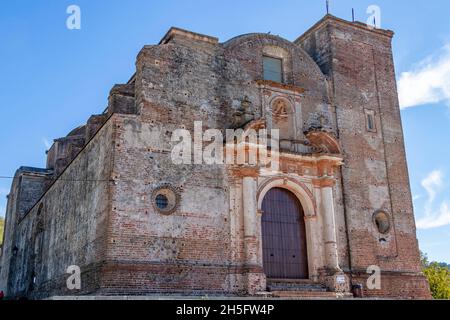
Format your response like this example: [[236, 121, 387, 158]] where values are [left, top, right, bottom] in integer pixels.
[[261, 187, 308, 279]]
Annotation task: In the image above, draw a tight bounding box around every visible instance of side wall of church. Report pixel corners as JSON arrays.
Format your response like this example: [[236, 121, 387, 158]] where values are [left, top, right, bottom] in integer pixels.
[[0, 118, 115, 299]]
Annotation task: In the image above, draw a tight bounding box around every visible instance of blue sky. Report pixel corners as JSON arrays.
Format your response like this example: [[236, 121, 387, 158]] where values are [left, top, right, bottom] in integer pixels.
[[0, 1, 449, 263]]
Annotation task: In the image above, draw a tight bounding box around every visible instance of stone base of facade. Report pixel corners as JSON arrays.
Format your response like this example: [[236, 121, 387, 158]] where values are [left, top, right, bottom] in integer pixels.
[[320, 270, 351, 293], [349, 271, 431, 300], [97, 261, 247, 296], [243, 271, 267, 295], [22, 263, 103, 300], [10, 260, 431, 300]]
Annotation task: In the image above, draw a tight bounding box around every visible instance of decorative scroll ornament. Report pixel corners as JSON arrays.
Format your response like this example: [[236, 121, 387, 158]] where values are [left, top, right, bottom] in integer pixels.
[[304, 130, 342, 155]]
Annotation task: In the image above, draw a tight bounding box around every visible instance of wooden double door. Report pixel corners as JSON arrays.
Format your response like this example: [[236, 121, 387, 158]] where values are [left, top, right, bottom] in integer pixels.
[[261, 188, 309, 279]]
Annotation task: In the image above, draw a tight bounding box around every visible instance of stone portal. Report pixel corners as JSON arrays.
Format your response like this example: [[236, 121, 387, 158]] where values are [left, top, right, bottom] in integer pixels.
[[261, 188, 308, 279]]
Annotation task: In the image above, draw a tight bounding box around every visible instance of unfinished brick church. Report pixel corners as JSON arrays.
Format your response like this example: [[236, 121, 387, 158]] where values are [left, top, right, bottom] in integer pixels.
[[0, 15, 431, 299]]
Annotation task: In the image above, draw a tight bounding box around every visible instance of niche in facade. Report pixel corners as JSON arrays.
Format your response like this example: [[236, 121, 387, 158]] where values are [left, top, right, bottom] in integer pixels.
[[373, 211, 391, 235]]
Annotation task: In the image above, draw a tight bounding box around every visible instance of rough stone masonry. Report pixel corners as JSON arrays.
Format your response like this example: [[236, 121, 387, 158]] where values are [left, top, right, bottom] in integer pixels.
[[0, 15, 431, 299]]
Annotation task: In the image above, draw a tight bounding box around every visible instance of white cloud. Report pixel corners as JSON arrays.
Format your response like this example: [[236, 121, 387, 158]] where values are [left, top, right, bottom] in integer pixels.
[[421, 170, 443, 203], [398, 44, 450, 109], [0, 188, 8, 196], [416, 170, 450, 229], [417, 202, 450, 230], [42, 137, 51, 150]]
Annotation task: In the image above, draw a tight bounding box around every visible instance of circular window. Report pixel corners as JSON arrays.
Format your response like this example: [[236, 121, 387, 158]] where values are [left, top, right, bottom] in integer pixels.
[[152, 185, 180, 215], [155, 194, 169, 210], [373, 211, 391, 234]]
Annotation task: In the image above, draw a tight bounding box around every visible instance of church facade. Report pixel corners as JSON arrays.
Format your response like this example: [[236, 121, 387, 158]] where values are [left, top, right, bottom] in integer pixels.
[[0, 15, 431, 299]]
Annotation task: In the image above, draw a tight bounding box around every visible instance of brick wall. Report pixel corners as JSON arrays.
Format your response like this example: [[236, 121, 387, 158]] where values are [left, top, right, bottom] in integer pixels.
[[297, 15, 430, 299], [0, 16, 431, 299], [0, 118, 115, 299]]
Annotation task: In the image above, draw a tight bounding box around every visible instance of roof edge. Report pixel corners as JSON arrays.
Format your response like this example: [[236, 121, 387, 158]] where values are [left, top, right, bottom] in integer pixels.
[[159, 27, 219, 45], [295, 14, 394, 44]]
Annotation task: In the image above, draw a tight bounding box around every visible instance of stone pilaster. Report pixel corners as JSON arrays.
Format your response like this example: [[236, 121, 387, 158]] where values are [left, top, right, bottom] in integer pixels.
[[314, 177, 350, 293], [321, 182, 340, 272], [243, 176, 258, 265], [229, 166, 266, 295]]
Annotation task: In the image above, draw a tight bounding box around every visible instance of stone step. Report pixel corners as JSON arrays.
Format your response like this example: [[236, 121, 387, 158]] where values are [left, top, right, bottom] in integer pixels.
[[267, 279, 327, 292], [270, 291, 354, 299]]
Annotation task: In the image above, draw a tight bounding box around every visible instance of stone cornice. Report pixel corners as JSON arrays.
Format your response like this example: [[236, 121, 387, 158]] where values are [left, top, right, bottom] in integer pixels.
[[159, 27, 219, 45], [278, 151, 343, 166], [228, 166, 260, 178], [256, 79, 305, 95], [295, 14, 394, 45]]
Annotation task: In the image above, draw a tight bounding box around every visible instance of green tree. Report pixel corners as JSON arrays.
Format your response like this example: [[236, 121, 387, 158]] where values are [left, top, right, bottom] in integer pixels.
[[421, 252, 450, 300]]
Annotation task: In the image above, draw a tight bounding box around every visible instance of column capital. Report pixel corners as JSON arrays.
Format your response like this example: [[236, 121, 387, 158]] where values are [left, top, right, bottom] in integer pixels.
[[229, 166, 260, 178], [312, 177, 336, 188]]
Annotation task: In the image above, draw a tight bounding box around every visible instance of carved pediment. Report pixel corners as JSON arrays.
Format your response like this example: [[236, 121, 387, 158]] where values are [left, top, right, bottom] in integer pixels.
[[304, 130, 342, 155]]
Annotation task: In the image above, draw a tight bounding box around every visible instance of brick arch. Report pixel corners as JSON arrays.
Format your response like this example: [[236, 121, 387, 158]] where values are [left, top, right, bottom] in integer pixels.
[[223, 33, 326, 79], [222, 33, 330, 101], [257, 177, 316, 217]]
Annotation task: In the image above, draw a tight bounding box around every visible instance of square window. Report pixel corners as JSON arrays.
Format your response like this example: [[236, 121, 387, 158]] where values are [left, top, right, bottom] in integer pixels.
[[263, 56, 283, 83]]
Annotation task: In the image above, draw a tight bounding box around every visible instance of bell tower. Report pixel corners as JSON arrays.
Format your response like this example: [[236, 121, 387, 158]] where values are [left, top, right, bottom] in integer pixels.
[[295, 15, 431, 299]]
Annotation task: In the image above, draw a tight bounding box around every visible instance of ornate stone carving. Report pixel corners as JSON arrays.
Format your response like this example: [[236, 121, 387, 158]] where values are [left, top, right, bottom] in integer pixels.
[[271, 99, 289, 120], [304, 130, 342, 155], [232, 96, 256, 128]]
